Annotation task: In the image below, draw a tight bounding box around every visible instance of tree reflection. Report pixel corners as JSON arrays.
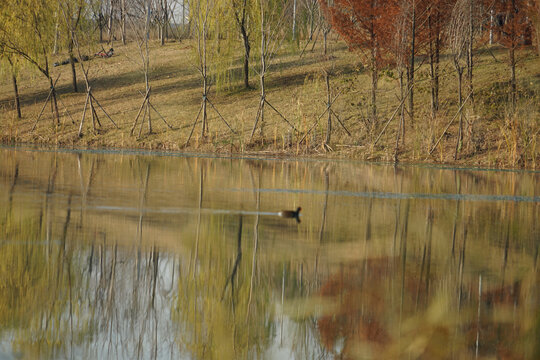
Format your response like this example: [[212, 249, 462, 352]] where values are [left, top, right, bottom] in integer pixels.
[[0, 149, 538, 359], [174, 162, 272, 359]]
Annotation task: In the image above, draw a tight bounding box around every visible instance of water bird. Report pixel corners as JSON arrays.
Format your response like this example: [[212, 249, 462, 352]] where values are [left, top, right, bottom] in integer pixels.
[[279, 207, 302, 223]]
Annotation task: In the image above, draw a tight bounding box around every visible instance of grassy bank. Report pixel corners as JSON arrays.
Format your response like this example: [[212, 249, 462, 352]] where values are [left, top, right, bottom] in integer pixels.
[[0, 39, 538, 169]]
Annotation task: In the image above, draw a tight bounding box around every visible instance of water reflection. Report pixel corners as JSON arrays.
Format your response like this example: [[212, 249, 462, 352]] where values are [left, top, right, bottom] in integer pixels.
[[0, 147, 538, 359]]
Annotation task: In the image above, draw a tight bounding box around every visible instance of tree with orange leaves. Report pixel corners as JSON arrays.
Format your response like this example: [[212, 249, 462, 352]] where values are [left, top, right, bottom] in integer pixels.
[[493, 0, 535, 110], [320, 0, 398, 123]]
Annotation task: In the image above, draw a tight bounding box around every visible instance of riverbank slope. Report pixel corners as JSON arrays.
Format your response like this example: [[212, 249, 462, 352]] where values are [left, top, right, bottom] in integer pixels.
[[0, 40, 538, 169]]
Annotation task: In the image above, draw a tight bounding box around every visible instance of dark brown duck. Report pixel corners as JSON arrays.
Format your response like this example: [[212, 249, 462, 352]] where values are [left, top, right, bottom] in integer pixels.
[[279, 207, 302, 223]]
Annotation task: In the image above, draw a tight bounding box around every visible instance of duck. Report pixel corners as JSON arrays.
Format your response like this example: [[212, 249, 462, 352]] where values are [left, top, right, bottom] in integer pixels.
[[279, 207, 302, 223]]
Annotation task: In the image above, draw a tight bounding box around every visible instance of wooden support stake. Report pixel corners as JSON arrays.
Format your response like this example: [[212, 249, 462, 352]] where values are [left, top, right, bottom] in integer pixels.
[[32, 75, 61, 131], [137, 89, 174, 130], [185, 102, 204, 146], [330, 109, 351, 137], [79, 89, 91, 137], [250, 98, 265, 140], [89, 95, 97, 131], [131, 88, 151, 135], [265, 99, 297, 132], [428, 92, 472, 156], [207, 98, 235, 134], [90, 93, 118, 128], [138, 101, 148, 138], [299, 90, 343, 144], [373, 84, 414, 146], [32, 88, 54, 131], [56, 96, 75, 125], [148, 101, 173, 129]]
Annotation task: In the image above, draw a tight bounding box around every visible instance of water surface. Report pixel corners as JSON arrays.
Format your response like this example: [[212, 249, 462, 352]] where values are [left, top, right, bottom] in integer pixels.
[[0, 147, 538, 359]]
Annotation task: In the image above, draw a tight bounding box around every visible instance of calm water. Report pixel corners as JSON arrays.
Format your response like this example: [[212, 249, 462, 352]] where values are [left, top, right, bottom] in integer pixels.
[[0, 147, 538, 359]]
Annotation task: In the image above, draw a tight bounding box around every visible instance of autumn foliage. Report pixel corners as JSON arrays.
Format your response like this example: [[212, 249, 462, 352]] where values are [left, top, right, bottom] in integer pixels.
[[319, 0, 398, 68], [320, 0, 400, 121], [320, 0, 537, 123]]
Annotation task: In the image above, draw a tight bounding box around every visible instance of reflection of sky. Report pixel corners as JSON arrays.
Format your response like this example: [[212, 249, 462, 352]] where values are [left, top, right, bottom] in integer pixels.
[[0, 251, 184, 359], [0, 245, 309, 359], [267, 314, 328, 360], [85, 253, 186, 360], [0, 339, 18, 360]]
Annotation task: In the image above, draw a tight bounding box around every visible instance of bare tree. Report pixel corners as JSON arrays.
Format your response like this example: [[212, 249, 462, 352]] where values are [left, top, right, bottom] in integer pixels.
[[232, 0, 254, 89], [251, 0, 298, 140], [60, 1, 119, 137], [444, 0, 482, 159], [121, 0, 127, 44], [5, 55, 22, 119], [447, 0, 472, 160], [130, 0, 174, 137]]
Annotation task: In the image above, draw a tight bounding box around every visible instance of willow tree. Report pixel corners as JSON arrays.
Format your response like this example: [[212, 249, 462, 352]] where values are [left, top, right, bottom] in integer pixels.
[[195, 0, 258, 91], [60, 0, 119, 137], [250, 0, 299, 140], [232, 0, 257, 89], [185, 0, 236, 144], [130, 0, 174, 137], [0, 0, 60, 126], [0, 44, 22, 119]]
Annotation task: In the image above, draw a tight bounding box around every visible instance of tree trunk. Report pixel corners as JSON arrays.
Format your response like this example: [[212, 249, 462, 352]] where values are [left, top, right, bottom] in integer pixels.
[[241, 27, 250, 89], [53, 11, 60, 55], [159, 0, 164, 45], [161, 0, 168, 45], [259, 75, 265, 138], [509, 0, 517, 111], [69, 37, 78, 93], [323, 28, 329, 55], [49, 76, 61, 126], [455, 69, 463, 160], [371, 61, 378, 122], [395, 70, 405, 156], [259, 11, 266, 138], [408, 2, 416, 123], [99, 11, 104, 42], [121, 0, 126, 45], [325, 72, 331, 145], [12, 73, 21, 119], [309, 5, 315, 41], [489, 9, 494, 45], [202, 18, 208, 137], [108, 0, 114, 44], [467, 0, 474, 105], [434, 34, 439, 113], [428, 14, 435, 118], [428, 13, 439, 118], [292, 0, 297, 40], [182, 1, 186, 36], [8, 58, 21, 119], [510, 46, 516, 110], [202, 77, 208, 137]]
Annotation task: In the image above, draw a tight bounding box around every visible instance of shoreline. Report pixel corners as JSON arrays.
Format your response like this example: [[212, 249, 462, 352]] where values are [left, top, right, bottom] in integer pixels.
[[2, 141, 538, 173]]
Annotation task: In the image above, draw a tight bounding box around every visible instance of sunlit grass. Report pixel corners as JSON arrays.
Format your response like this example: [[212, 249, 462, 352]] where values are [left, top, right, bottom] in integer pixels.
[[1, 39, 539, 168]]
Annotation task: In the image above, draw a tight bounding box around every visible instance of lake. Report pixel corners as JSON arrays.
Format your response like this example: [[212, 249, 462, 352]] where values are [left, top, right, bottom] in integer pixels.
[[0, 146, 538, 359]]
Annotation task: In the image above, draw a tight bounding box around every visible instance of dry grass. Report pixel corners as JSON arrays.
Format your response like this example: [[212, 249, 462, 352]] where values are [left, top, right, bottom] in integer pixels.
[[0, 38, 538, 169]]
